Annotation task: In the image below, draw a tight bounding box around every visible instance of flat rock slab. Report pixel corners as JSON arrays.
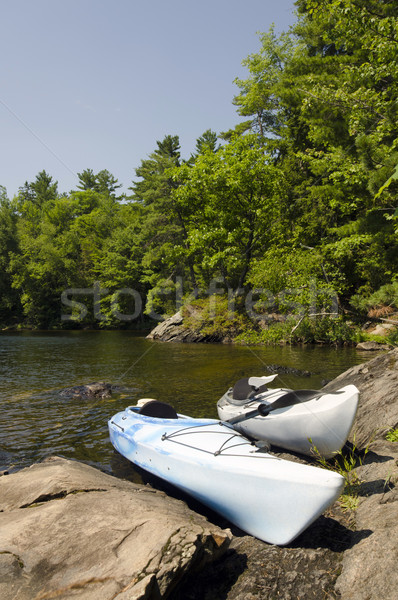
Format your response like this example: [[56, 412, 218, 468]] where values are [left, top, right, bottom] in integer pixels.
[[146, 311, 222, 343], [0, 456, 230, 600]]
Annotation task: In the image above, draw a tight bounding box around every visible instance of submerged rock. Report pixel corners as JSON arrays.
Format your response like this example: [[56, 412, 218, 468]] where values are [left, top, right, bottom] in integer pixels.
[[0, 457, 230, 600], [59, 382, 113, 399], [265, 363, 312, 377]]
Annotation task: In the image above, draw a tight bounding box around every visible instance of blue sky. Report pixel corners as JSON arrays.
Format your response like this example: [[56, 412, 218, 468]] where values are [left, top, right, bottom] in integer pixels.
[[1, 0, 297, 198]]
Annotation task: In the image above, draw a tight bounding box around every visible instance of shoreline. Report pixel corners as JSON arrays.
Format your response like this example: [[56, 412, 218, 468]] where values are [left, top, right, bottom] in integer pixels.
[[2, 304, 397, 350]]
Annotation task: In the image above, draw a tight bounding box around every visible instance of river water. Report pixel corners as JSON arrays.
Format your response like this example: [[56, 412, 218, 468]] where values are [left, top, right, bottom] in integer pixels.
[[0, 331, 370, 475]]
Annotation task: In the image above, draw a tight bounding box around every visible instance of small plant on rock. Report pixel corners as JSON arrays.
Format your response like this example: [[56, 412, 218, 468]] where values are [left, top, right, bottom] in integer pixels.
[[310, 436, 371, 512], [386, 428, 398, 442]]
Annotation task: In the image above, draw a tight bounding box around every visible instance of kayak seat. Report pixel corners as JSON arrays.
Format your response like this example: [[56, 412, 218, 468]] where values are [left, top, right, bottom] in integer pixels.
[[232, 378, 269, 403], [138, 400, 178, 419]]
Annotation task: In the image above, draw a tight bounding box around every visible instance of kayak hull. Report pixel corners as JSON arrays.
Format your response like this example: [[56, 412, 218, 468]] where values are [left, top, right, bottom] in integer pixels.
[[108, 408, 344, 545], [217, 384, 359, 458]]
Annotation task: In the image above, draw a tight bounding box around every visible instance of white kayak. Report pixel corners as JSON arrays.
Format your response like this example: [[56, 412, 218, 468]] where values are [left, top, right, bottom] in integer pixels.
[[108, 400, 344, 545], [217, 375, 359, 458]]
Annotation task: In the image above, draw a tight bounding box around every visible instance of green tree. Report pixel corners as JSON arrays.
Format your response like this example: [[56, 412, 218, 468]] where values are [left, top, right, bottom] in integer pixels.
[[96, 169, 122, 196], [223, 26, 294, 141], [193, 129, 219, 156], [130, 134, 181, 206], [19, 170, 58, 205], [229, 1, 398, 308], [76, 169, 122, 197], [0, 187, 21, 324], [9, 178, 120, 327], [93, 203, 147, 326], [129, 134, 200, 305], [77, 168, 97, 190], [172, 134, 283, 291], [288, 0, 398, 298]]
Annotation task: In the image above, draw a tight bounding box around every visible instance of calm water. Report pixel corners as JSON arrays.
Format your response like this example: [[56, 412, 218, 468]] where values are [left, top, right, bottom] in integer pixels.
[[0, 331, 370, 475]]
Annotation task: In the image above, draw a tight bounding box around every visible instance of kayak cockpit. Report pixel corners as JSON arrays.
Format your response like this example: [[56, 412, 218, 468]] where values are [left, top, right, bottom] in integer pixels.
[[137, 400, 178, 419], [127, 400, 179, 419], [229, 375, 279, 405]]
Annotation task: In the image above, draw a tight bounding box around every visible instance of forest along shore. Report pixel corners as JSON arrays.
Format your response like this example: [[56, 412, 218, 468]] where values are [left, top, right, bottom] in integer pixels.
[[1, 3, 398, 339], [1, 348, 398, 600]]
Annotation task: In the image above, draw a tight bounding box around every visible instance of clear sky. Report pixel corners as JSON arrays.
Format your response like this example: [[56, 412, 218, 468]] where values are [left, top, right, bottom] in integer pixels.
[[1, 0, 297, 198]]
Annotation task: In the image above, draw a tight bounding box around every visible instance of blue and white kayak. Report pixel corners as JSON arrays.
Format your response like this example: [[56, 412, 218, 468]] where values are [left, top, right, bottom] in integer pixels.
[[217, 376, 359, 458], [108, 401, 344, 545]]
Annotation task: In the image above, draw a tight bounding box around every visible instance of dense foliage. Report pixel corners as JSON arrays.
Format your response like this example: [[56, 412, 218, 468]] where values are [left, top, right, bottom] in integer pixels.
[[1, 0, 397, 339]]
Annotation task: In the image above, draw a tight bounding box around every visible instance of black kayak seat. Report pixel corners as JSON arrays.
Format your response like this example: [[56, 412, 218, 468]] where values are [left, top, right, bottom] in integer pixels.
[[232, 378, 269, 401], [138, 400, 178, 419]]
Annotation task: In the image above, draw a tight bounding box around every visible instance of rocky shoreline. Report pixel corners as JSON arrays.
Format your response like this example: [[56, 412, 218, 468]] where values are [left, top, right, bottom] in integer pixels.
[[146, 311, 215, 343], [1, 349, 398, 599], [147, 310, 396, 349]]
